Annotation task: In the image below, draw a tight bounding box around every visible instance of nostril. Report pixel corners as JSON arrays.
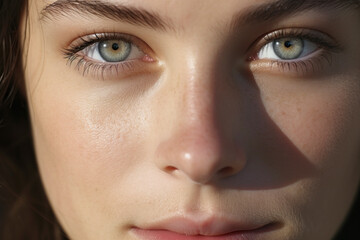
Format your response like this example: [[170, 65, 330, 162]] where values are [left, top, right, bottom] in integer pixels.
[[218, 166, 234, 177], [164, 166, 178, 173]]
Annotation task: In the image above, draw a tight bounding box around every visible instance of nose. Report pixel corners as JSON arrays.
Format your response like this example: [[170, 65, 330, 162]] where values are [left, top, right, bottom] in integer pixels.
[[155, 60, 247, 185]]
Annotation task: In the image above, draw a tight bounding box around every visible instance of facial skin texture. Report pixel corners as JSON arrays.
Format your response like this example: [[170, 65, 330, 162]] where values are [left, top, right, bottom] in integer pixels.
[[22, 0, 360, 239]]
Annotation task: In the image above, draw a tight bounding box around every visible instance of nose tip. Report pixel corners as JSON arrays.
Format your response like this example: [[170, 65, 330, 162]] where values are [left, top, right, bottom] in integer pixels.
[[156, 128, 247, 184], [177, 148, 246, 184]]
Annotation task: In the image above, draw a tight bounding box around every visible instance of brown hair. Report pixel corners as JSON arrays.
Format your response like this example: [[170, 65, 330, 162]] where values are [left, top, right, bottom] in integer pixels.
[[0, 0, 67, 239], [0, 0, 359, 239]]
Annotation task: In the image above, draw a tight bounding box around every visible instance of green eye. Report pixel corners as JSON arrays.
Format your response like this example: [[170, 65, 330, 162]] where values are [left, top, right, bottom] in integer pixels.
[[273, 38, 304, 60], [98, 40, 131, 62], [258, 35, 318, 61]]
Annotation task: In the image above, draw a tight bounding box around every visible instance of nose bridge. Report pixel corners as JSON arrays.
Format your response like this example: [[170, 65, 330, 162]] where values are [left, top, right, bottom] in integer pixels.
[[175, 50, 232, 154], [155, 53, 246, 184], [177, 62, 224, 165], [181, 61, 220, 136]]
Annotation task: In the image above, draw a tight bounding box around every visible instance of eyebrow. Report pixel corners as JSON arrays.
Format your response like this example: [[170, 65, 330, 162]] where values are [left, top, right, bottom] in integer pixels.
[[41, 0, 359, 32], [232, 0, 360, 26], [40, 0, 173, 31]]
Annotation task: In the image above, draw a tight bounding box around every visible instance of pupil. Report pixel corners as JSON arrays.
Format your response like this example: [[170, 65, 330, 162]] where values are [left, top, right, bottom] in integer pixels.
[[112, 43, 119, 51], [284, 41, 292, 48]]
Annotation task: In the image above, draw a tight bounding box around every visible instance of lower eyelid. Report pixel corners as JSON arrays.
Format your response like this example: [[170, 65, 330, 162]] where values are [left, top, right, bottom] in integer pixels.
[[248, 50, 334, 76], [79, 59, 147, 80], [67, 52, 160, 81], [63, 43, 157, 81], [257, 47, 321, 62]]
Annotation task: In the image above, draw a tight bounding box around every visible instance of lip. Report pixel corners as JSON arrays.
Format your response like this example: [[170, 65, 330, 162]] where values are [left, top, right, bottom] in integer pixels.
[[131, 215, 277, 240]]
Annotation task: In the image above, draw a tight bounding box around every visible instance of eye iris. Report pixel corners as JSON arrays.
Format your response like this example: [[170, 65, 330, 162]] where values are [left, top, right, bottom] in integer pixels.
[[273, 38, 304, 60], [98, 40, 131, 62]]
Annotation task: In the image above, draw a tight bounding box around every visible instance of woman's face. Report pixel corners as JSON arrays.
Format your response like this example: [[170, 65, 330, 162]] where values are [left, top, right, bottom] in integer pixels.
[[23, 0, 360, 239]]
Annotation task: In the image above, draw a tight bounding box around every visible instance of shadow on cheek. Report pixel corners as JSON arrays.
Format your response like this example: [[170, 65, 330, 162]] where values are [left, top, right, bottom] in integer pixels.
[[216, 72, 318, 191]]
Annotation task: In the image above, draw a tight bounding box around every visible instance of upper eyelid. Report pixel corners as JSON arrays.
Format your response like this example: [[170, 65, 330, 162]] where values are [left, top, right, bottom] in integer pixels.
[[264, 29, 337, 48], [64, 32, 156, 60], [68, 33, 138, 52]]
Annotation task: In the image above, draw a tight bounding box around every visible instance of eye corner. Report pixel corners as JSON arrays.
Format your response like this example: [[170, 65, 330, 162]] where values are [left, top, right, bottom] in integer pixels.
[[246, 54, 258, 62], [142, 54, 157, 63]]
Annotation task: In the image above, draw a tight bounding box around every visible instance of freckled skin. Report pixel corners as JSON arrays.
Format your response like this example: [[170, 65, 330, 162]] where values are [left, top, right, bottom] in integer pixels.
[[23, 0, 360, 239]]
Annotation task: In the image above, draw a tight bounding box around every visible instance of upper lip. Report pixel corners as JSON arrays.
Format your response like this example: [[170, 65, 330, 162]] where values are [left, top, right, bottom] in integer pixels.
[[135, 214, 273, 236]]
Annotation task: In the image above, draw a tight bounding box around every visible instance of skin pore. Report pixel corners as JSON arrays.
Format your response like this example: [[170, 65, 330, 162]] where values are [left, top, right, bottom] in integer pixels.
[[23, 0, 360, 239]]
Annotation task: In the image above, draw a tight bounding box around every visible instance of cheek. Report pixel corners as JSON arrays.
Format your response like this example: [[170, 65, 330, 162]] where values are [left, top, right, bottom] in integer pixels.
[[28, 67, 160, 234], [255, 74, 360, 238], [258, 75, 360, 166], [32, 85, 151, 185]]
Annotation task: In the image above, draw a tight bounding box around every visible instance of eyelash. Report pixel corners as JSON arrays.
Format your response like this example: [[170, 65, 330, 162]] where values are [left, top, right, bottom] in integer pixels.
[[63, 32, 155, 79], [63, 29, 342, 79], [248, 28, 342, 75]]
